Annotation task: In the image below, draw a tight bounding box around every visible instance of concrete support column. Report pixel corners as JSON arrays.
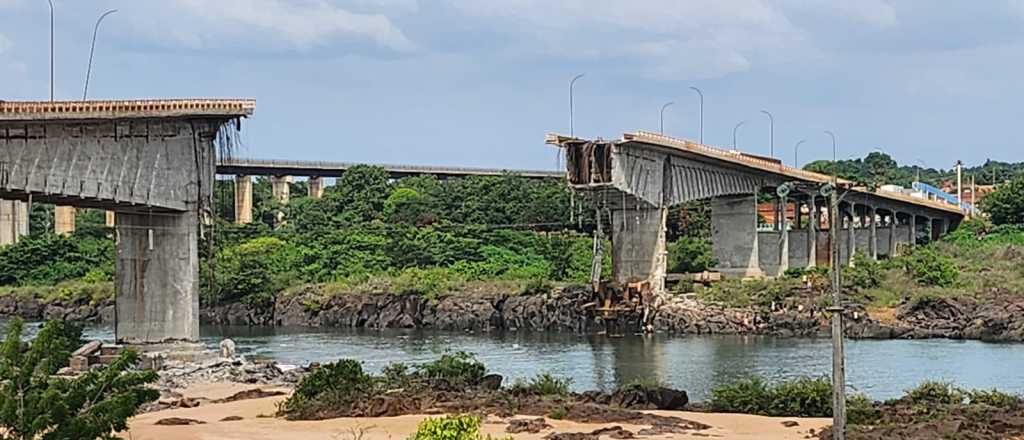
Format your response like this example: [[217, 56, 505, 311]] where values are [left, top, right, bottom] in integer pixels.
[[610, 205, 668, 294], [778, 196, 790, 274], [868, 206, 878, 260], [847, 205, 856, 265], [0, 200, 29, 246], [938, 218, 948, 236], [807, 195, 818, 268], [270, 175, 292, 227], [114, 211, 200, 343], [105, 211, 116, 227], [711, 193, 763, 278], [55, 206, 76, 235], [234, 175, 253, 225], [890, 213, 899, 257], [909, 214, 917, 248], [308, 176, 325, 199]]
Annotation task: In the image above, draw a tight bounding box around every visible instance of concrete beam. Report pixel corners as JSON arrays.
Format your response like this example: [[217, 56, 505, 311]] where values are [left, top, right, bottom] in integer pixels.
[[114, 211, 200, 343], [234, 175, 253, 225], [55, 206, 76, 235]]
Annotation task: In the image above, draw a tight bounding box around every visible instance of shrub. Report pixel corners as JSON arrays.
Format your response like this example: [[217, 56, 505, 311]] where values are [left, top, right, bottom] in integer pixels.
[[709, 376, 832, 417], [667, 237, 716, 273], [408, 414, 512, 440], [845, 252, 883, 290], [966, 389, 1021, 409], [980, 177, 1024, 225], [0, 319, 158, 439], [904, 381, 965, 406], [846, 393, 880, 425], [415, 352, 486, 387], [708, 377, 773, 414], [902, 247, 958, 287], [768, 377, 832, 417], [510, 372, 572, 396], [280, 359, 376, 419]]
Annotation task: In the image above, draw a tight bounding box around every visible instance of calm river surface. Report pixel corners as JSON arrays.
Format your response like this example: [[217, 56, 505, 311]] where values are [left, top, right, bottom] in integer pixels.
[[62, 324, 1024, 401]]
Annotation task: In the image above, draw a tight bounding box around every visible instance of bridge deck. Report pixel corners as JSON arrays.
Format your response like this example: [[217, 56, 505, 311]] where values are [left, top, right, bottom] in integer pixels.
[[217, 158, 563, 179], [548, 131, 964, 217]]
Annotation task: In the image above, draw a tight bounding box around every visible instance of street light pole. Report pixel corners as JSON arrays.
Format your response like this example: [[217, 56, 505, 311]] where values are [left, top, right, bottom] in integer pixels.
[[732, 121, 745, 150], [569, 73, 585, 137], [659, 101, 674, 135], [47, 0, 54, 101], [689, 87, 704, 144], [914, 159, 927, 183], [83, 9, 117, 100], [794, 139, 806, 169], [761, 110, 774, 157], [824, 129, 846, 440]]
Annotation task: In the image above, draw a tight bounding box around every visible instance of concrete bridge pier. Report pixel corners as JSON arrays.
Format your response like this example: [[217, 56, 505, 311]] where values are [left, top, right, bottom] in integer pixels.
[[0, 200, 29, 245], [234, 175, 253, 224], [55, 206, 76, 235], [711, 194, 764, 278], [271, 175, 292, 226], [308, 176, 325, 199], [114, 211, 200, 343], [610, 206, 668, 295]]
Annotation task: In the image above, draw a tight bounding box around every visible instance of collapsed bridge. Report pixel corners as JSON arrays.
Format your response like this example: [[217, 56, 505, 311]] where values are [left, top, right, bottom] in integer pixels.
[[0, 99, 255, 343], [548, 131, 965, 300]]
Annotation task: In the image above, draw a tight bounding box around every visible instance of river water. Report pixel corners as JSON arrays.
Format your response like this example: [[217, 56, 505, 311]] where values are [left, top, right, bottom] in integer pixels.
[[57, 324, 1019, 401]]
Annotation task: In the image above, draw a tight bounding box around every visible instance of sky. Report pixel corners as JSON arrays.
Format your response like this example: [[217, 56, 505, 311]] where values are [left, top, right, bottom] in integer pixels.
[[2, 0, 1024, 171]]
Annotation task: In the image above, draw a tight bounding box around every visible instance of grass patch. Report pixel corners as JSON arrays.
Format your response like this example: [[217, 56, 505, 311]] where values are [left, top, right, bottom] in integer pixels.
[[0, 281, 113, 305], [510, 372, 572, 396]]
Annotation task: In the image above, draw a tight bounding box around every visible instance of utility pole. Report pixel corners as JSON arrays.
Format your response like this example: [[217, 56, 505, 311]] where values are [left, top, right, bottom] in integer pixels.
[[824, 129, 846, 440]]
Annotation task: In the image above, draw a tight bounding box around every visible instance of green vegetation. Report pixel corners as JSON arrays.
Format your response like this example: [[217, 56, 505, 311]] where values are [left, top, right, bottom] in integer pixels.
[[981, 176, 1024, 225], [408, 415, 511, 440], [708, 376, 832, 417], [278, 352, 492, 420], [509, 372, 573, 396], [0, 319, 158, 439]]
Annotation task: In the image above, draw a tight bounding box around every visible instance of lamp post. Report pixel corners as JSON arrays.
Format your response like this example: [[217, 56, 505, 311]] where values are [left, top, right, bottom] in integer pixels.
[[689, 87, 704, 144], [47, 0, 54, 101], [659, 101, 674, 134], [794, 139, 806, 168], [83, 9, 117, 100], [914, 159, 927, 183], [760, 110, 774, 157], [826, 131, 838, 179], [732, 121, 745, 149], [569, 73, 585, 137]]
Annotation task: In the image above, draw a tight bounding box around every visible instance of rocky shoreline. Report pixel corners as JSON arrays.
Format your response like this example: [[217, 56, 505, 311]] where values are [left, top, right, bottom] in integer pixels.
[[4, 285, 1024, 342]]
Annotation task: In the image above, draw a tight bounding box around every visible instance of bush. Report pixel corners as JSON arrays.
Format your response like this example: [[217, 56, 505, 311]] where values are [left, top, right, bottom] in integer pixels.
[[967, 389, 1021, 409], [980, 177, 1024, 225], [667, 237, 716, 273], [0, 319, 158, 439], [280, 359, 376, 419], [845, 252, 883, 290], [768, 377, 832, 417], [510, 372, 572, 396], [846, 393, 880, 425], [902, 247, 958, 287], [904, 381, 965, 406], [415, 352, 486, 387], [708, 377, 773, 414], [709, 376, 832, 417], [408, 414, 511, 440]]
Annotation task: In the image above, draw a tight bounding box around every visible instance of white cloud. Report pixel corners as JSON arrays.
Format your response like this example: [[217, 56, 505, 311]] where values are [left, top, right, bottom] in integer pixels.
[[156, 0, 414, 51], [443, 0, 802, 79]]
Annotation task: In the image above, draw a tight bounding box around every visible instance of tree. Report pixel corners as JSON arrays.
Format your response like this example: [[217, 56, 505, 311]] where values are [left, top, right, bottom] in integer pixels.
[[0, 319, 158, 440], [981, 177, 1024, 225]]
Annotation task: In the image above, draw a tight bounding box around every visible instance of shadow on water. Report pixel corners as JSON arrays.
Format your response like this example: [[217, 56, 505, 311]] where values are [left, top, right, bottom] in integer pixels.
[[6, 320, 1024, 401]]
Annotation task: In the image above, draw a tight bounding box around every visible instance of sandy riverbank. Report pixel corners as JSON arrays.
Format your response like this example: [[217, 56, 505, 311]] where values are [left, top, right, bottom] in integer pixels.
[[120, 382, 830, 440]]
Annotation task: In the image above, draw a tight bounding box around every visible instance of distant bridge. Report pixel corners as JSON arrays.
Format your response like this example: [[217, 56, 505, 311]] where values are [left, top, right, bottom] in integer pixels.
[[216, 158, 563, 180]]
